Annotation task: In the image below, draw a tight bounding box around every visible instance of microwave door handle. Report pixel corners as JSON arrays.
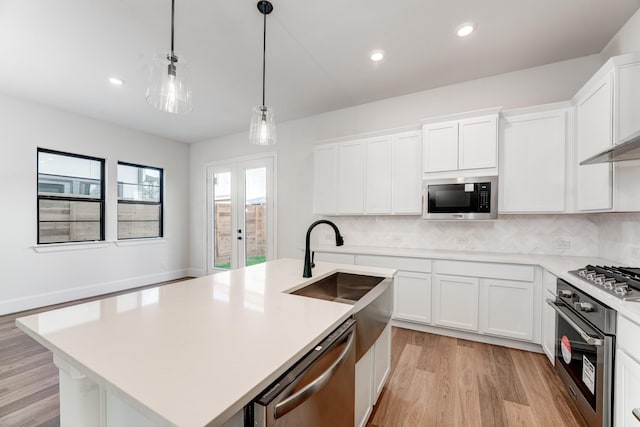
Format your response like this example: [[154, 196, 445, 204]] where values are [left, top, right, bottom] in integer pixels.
[[545, 299, 604, 346], [273, 329, 355, 419]]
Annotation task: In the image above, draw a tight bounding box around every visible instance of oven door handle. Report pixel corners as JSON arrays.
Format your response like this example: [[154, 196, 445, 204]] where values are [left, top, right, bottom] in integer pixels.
[[546, 299, 604, 346]]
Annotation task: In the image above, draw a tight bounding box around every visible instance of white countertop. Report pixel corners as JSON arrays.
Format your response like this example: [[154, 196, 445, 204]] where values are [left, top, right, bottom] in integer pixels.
[[16, 258, 396, 427], [316, 245, 640, 325]]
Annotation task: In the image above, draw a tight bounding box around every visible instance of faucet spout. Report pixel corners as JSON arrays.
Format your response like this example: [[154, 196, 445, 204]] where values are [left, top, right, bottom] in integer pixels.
[[303, 220, 344, 278]]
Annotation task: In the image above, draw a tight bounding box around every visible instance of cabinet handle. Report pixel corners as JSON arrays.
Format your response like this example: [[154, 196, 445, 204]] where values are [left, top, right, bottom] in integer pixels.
[[633, 408, 640, 422]]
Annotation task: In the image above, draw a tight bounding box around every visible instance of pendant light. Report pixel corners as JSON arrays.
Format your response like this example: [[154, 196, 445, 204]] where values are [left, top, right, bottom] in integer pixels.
[[250, 1, 276, 146], [146, 0, 192, 114]]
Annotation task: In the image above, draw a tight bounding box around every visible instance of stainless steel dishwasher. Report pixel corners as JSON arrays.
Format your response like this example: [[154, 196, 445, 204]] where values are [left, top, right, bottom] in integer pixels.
[[249, 317, 356, 426]]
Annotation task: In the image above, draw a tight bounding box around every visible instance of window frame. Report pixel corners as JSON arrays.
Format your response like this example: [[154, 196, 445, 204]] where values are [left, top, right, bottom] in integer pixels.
[[116, 161, 164, 240], [36, 148, 106, 244]]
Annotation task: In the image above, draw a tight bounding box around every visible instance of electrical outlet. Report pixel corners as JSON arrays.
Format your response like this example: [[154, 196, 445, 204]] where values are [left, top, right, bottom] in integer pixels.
[[555, 239, 571, 250], [456, 237, 469, 245], [391, 235, 402, 244], [631, 247, 640, 258]]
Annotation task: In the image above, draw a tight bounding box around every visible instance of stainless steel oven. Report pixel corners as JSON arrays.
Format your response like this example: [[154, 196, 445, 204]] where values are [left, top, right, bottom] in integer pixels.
[[547, 280, 616, 427], [422, 175, 497, 220]]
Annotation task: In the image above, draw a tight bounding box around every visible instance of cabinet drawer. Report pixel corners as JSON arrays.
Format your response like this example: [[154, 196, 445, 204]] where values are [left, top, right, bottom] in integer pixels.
[[314, 252, 355, 265], [356, 255, 431, 273], [434, 260, 534, 282], [619, 315, 640, 361]]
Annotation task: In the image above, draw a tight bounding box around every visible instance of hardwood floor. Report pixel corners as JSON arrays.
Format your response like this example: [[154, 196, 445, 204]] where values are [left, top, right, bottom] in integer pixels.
[[0, 278, 189, 427], [3, 290, 587, 427], [367, 327, 588, 427]]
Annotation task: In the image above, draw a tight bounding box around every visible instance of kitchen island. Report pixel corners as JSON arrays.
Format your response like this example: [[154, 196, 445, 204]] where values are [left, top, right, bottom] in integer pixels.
[[16, 258, 395, 427]]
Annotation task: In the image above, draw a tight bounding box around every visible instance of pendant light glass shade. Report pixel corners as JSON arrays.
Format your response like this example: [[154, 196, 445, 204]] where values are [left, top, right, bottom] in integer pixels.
[[249, 105, 276, 146], [146, 53, 192, 114]]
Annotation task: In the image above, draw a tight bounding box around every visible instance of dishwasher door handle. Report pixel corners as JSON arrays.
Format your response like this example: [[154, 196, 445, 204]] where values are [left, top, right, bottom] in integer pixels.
[[274, 329, 355, 419]]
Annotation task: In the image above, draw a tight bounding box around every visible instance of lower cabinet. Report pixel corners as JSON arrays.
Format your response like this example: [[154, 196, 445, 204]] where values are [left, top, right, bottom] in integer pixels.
[[355, 324, 391, 427], [481, 278, 534, 341], [432, 274, 479, 331], [615, 349, 640, 427], [541, 271, 558, 365], [394, 272, 431, 323]]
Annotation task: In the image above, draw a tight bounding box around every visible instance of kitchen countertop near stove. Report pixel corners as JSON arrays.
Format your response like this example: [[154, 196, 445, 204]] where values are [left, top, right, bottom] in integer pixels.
[[16, 258, 395, 427], [315, 245, 640, 326]]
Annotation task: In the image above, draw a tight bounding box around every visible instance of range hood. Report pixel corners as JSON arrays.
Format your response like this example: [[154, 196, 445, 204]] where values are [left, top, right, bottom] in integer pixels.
[[580, 129, 640, 165]]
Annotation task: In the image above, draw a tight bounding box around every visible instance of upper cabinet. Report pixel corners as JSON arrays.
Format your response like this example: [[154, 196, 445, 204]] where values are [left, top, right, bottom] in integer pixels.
[[499, 104, 570, 213], [574, 53, 640, 212], [313, 129, 422, 216], [422, 108, 500, 177]]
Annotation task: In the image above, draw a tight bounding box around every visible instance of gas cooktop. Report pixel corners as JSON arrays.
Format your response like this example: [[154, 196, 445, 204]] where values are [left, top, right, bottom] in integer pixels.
[[569, 265, 640, 301]]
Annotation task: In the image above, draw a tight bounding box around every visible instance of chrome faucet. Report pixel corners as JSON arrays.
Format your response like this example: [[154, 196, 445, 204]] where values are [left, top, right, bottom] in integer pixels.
[[303, 220, 344, 278]]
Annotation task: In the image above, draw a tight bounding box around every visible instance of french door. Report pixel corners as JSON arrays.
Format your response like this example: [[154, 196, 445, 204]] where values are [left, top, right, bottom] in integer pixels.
[[207, 155, 276, 274]]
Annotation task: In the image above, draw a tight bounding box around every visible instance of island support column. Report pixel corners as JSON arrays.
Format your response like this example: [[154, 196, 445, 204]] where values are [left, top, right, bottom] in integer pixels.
[[53, 354, 102, 427]]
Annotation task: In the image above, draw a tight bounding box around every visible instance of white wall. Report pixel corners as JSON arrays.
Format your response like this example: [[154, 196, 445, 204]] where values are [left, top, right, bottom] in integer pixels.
[[601, 8, 640, 61], [189, 54, 603, 272], [0, 93, 190, 315]]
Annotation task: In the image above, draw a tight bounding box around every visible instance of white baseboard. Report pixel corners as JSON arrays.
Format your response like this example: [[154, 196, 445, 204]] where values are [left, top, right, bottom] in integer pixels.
[[0, 269, 189, 316], [391, 319, 544, 354], [186, 268, 207, 277]]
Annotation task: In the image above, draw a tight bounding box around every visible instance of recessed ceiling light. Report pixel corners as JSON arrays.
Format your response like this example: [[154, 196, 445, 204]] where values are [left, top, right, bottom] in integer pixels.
[[456, 23, 475, 38], [109, 77, 125, 86], [370, 50, 385, 62]]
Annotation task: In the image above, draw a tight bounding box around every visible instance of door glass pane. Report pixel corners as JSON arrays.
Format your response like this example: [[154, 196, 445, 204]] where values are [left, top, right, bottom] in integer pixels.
[[213, 172, 232, 270], [244, 167, 267, 267]]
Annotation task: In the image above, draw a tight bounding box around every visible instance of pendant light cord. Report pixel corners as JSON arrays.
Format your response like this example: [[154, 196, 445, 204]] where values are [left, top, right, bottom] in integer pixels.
[[170, 0, 175, 58], [262, 5, 267, 107]]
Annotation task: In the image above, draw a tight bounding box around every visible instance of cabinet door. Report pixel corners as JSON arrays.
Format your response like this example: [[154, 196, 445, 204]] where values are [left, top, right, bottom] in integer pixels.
[[365, 136, 392, 214], [423, 121, 458, 172], [392, 131, 422, 214], [433, 275, 479, 331], [338, 141, 365, 214], [481, 278, 534, 341], [617, 61, 640, 142], [615, 349, 640, 427], [355, 346, 374, 427], [576, 73, 613, 211], [373, 324, 391, 403], [458, 115, 498, 170], [394, 272, 431, 323], [312, 144, 338, 214], [541, 271, 557, 365], [500, 111, 566, 212]]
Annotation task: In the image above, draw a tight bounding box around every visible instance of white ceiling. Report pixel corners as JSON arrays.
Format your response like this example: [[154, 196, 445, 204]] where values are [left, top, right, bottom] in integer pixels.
[[0, 0, 638, 143]]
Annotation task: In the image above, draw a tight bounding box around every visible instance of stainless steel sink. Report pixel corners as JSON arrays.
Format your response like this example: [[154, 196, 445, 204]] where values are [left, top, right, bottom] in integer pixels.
[[290, 272, 393, 361], [291, 272, 385, 304]]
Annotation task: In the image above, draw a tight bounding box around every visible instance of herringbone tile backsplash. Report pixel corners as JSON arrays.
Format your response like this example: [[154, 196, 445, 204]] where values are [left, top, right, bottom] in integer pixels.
[[318, 214, 607, 258]]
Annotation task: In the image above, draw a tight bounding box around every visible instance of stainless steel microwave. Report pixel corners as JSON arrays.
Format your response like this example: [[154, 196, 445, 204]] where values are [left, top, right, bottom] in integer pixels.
[[422, 176, 498, 220]]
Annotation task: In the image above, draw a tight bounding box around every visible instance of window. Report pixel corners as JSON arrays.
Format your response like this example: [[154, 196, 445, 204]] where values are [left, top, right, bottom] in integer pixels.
[[117, 162, 163, 239], [37, 149, 105, 244]]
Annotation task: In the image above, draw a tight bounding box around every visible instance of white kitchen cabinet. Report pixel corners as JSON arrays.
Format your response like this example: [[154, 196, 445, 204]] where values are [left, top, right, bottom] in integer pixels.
[[433, 274, 479, 332], [394, 271, 431, 324], [355, 325, 391, 427], [392, 131, 422, 214], [541, 271, 557, 365], [355, 346, 373, 427], [365, 136, 392, 214], [458, 115, 498, 170], [422, 110, 499, 175], [575, 71, 613, 211], [338, 141, 365, 214], [480, 278, 534, 341], [500, 107, 568, 213], [373, 324, 391, 402], [422, 120, 458, 173], [312, 143, 338, 214], [615, 349, 640, 427]]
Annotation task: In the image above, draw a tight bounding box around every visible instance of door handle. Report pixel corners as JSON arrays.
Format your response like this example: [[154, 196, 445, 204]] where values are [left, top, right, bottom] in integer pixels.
[[273, 329, 355, 419], [633, 408, 640, 422], [545, 299, 604, 346]]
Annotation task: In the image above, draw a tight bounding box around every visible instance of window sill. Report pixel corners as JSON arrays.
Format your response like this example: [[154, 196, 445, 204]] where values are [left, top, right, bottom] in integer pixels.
[[114, 237, 167, 247], [33, 241, 112, 253]]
